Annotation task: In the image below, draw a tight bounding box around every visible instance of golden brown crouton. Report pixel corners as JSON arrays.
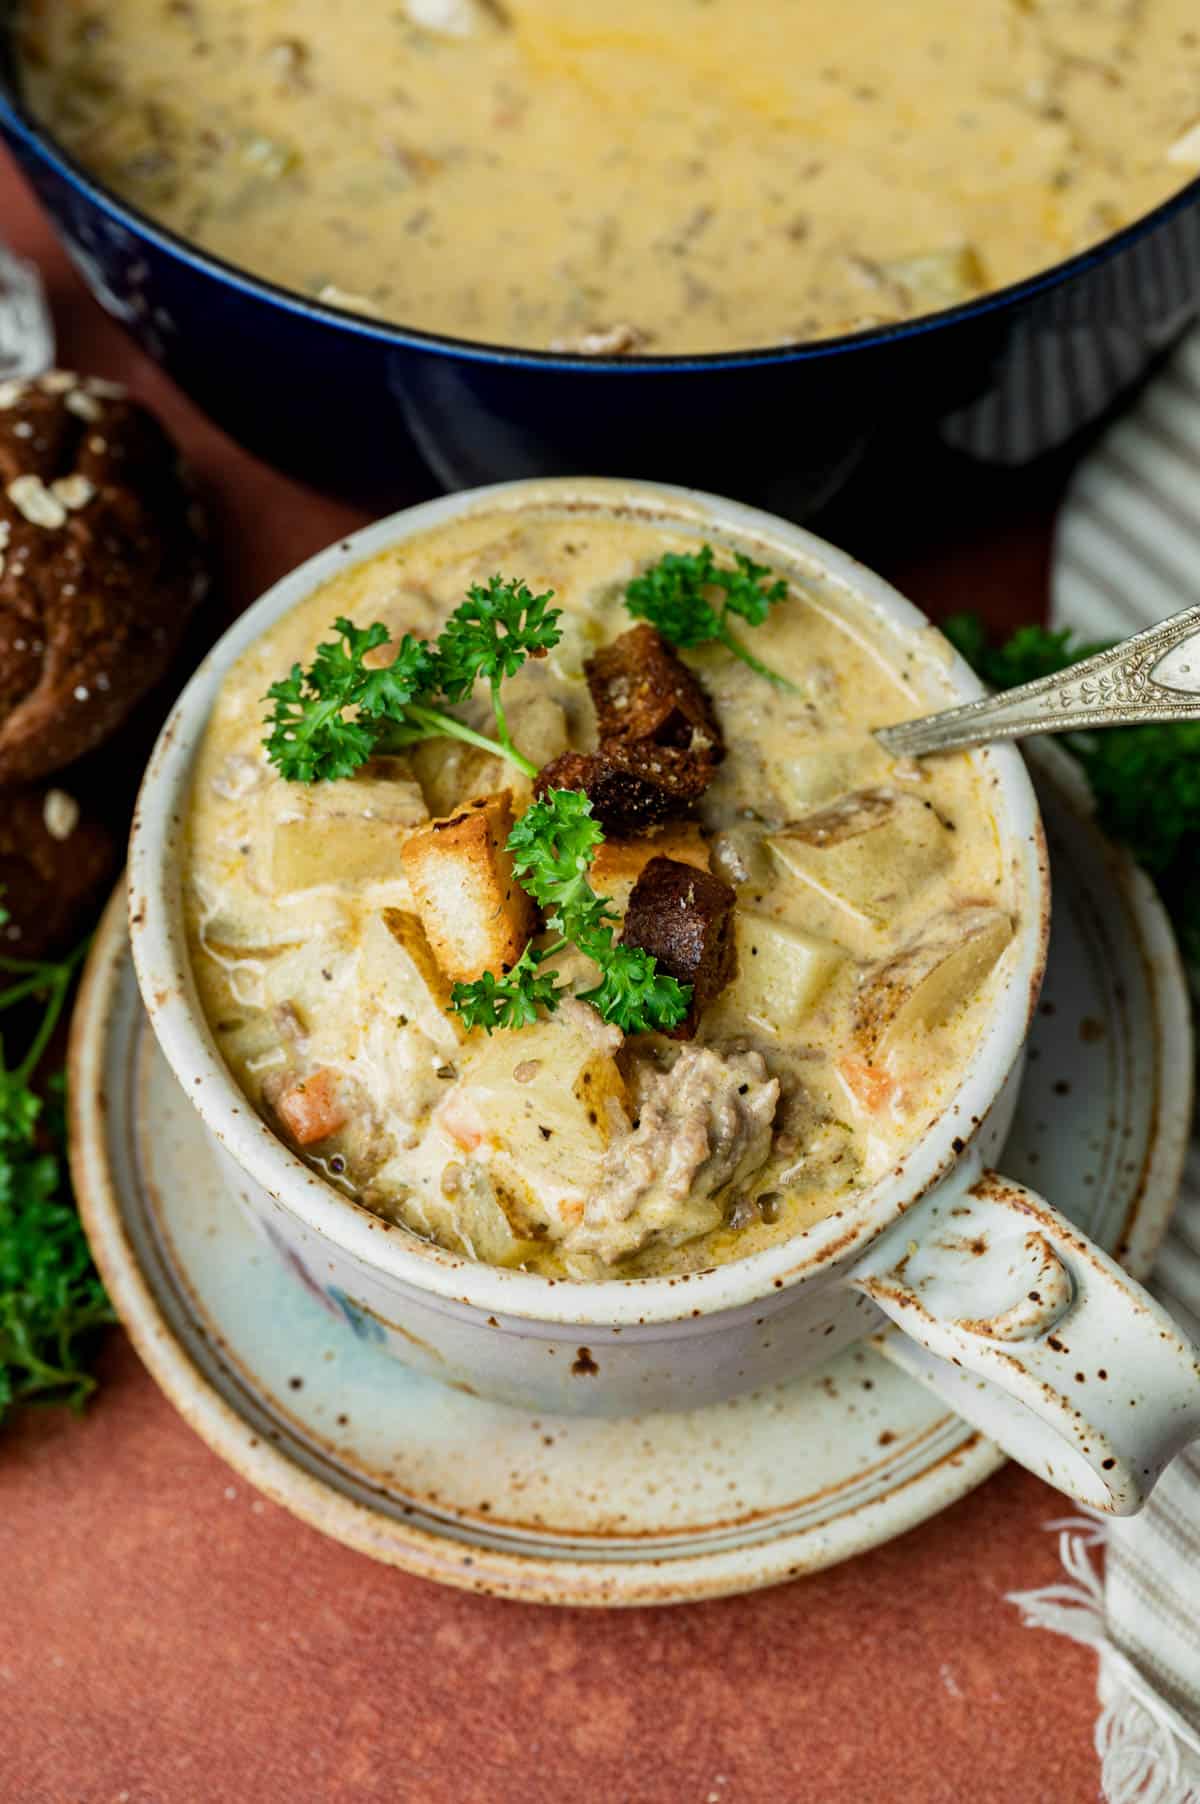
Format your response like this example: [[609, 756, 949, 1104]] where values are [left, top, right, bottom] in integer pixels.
[[399, 792, 536, 985], [585, 626, 724, 761]]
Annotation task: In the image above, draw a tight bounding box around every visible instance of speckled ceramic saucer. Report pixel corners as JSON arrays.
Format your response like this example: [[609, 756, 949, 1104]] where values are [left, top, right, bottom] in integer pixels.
[[69, 748, 1190, 1606]]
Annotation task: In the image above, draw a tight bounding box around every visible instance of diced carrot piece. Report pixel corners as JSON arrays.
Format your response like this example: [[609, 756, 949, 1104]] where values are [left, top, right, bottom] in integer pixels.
[[439, 1090, 485, 1152], [837, 1056, 896, 1114], [277, 1068, 348, 1146]]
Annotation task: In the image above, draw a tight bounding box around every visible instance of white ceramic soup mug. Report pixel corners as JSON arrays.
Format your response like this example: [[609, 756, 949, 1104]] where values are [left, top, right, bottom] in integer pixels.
[[128, 477, 1200, 1516]]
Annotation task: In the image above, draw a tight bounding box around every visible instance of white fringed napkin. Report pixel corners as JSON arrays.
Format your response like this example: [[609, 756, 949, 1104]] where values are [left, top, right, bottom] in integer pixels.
[[1008, 327, 1200, 1804]]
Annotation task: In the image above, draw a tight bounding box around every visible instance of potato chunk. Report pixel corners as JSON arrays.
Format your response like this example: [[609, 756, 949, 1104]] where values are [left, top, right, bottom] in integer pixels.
[[879, 245, 985, 312], [255, 935, 357, 1033], [409, 691, 568, 815], [409, 739, 506, 819], [266, 762, 428, 895], [1167, 121, 1200, 167], [356, 908, 462, 1050], [443, 1160, 543, 1268], [442, 1007, 629, 1234], [766, 742, 862, 815], [853, 906, 1014, 1061], [724, 911, 845, 1034], [515, 692, 570, 764], [767, 788, 953, 933], [400, 791, 536, 985], [269, 814, 408, 893]]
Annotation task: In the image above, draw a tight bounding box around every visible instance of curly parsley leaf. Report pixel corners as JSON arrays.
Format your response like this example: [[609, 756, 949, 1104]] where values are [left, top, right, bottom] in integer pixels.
[[263, 616, 397, 783], [0, 931, 113, 1430], [625, 545, 794, 688], [263, 578, 561, 784], [576, 934, 692, 1033], [436, 577, 562, 700], [0, 1071, 41, 1147], [0, 1114, 115, 1420], [450, 945, 566, 1034], [356, 631, 438, 720], [451, 789, 693, 1036], [306, 616, 390, 696], [944, 615, 1200, 969], [435, 576, 562, 772], [506, 788, 610, 932]]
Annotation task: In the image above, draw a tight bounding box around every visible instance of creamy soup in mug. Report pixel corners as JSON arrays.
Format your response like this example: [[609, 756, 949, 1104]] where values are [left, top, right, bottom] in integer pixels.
[[183, 503, 1018, 1280], [19, 0, 1200, 353]]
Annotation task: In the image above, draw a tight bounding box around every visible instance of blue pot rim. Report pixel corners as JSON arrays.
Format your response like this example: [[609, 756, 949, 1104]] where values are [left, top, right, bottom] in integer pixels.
[[2, 48, 1198, 376]]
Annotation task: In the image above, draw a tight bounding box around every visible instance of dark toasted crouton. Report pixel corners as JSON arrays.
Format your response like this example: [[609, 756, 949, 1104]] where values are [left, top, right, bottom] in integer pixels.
[[534, 626, 721, 833], [585, 625, 724, 761], [590, 821, 709, 912], [622, 856, 737, 1036], [535, 742, 713, 834]]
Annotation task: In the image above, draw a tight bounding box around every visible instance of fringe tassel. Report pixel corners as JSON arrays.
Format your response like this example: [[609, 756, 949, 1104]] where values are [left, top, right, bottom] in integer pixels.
[[1008, 1520, 1200, 1803], [1094, 1693, 1200, 1804]]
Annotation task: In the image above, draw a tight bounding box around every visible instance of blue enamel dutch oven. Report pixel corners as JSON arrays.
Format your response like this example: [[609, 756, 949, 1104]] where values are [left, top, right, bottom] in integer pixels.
[[3, 10, 1199, 511]]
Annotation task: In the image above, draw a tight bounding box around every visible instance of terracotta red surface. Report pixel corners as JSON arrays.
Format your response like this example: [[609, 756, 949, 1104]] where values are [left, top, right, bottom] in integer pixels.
[[0, 150, 1102, 1804]]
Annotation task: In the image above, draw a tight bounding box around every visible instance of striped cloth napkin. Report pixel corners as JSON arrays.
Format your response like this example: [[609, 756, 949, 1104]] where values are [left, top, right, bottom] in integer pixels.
[[1008, 328, 1200, 1803]]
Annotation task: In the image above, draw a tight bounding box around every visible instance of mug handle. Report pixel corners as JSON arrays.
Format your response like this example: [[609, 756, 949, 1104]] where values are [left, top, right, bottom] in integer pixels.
[[845, 1168, 1200, 1513]]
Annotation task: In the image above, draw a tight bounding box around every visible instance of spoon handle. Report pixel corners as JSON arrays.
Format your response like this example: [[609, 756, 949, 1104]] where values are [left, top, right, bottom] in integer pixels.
[[876, 603, 1200, 759]]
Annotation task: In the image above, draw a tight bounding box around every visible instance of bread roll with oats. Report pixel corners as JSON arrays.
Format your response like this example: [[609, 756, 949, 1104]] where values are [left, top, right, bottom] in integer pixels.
[[0, 369, 210, 785], [0, 784, 115, 958]]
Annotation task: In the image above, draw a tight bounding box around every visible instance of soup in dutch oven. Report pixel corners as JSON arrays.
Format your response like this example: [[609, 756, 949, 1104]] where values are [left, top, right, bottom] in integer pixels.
[[19, 0, 1200, 353]]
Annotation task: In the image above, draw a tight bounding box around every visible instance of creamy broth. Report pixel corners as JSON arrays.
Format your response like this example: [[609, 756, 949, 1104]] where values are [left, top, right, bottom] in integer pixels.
[[20, 0, 1200, 353], [183, 503, 1017, 1278]]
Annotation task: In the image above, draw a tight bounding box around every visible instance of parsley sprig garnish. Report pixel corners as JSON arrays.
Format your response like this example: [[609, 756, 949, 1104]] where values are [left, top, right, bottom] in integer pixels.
[[449, 944, 564, 1034], [0, 922, 113, 1428], [263, 576, 562, 783], [450, 789, 693, 1035], [625, 545, 794, 689]]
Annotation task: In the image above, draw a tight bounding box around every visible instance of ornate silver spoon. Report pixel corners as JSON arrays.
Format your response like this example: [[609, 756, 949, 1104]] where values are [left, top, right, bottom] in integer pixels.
[[876, 605, 1200, 758]]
